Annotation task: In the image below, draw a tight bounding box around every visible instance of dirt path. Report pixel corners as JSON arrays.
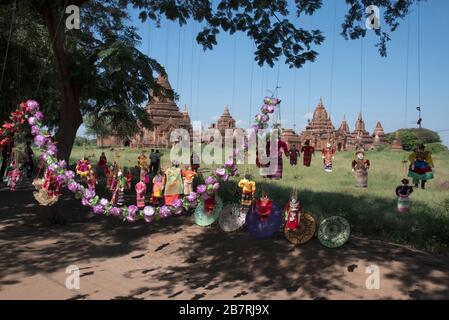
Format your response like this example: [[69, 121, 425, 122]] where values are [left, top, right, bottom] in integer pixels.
[[1, 185, 448, 300]]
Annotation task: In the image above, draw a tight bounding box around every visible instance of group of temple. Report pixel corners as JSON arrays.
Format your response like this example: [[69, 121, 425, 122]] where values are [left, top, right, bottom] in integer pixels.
[[97, 74, 390, 151]]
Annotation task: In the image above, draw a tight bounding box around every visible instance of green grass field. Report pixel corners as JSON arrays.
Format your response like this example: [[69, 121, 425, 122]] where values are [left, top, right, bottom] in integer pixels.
[[70, 145, 449, 253]]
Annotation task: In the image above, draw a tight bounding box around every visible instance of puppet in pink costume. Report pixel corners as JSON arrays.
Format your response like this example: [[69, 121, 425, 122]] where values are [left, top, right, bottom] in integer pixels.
[[135, 179, 147, 209]]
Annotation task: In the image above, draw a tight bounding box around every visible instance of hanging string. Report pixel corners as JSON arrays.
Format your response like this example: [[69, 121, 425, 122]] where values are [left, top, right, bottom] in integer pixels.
[[417, 1, 422, 127], [329, 0, 337, 118], [359, 37, 364, 114], [195, 30, 202, 120], [189, 22, 196, 115], [261, 66, 265, 98], [293, 71, 297, 131], [248, 42, 255, 127], [0, 0, 17, 95], [164, 19, 170, 69], [275, 60, 281, 127], [147, 20, 152, 56], [307, 15, 313, 113], [179, 25, 186, 101], [175, 23, 182, 92], [34, 0, 69, 96], [231, 36, 237, 112], [275, 60, 281, 92], [16, 0, 22, 101], [404, 14, 410, 128]]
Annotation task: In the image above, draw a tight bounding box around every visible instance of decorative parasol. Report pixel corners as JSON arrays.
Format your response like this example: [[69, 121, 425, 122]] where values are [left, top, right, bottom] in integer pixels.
[[219, 203, 249, 232], [284, 213, 316, 245], [194, 196, 223, 227], [245, 203, 282, 239], [318, 216, 351, 248]]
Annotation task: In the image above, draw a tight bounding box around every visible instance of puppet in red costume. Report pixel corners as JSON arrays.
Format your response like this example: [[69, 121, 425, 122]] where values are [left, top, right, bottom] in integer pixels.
[[257, 136, 288, 179], [87, 170, 97, 191], [285, 196, 301, 230], [301, 140, 315, 167], [256, 192, 273, 221], [98, 152, 107, 174], [322, 143, 335, 173]]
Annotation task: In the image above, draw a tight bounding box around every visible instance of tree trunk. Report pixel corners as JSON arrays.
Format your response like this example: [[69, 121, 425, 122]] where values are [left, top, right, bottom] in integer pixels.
[[40, 4, 82, 162]]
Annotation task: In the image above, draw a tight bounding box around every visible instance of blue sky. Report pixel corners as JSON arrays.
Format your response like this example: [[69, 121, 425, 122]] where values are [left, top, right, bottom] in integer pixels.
[[82, 0, 449, 146]]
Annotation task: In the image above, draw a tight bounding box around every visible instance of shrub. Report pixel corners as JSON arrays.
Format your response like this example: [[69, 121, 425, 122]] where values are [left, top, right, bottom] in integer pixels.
[[425, 142, 449, 154], [386, 128, 442, 151]]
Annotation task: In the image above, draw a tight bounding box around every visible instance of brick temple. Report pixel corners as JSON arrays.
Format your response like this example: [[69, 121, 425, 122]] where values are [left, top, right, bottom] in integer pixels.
[[97, 74, 193, 148], [294, 98, 387, 151]]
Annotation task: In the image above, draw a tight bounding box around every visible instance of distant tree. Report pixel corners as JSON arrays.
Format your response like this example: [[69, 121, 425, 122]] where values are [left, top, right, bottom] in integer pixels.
[[386, 128, 442, 151], [74, 136, 94, 147], [425, 142, 448, 154]]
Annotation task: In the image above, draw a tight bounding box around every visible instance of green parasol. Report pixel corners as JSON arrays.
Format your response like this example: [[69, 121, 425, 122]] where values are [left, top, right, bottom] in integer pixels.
[[194, 196, 223, 227], [318, 216, 350, 248]]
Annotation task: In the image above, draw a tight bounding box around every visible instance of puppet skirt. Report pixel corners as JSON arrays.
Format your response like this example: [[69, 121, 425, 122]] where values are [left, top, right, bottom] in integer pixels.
[[355, 169, 368, 188], [397, 196, 411, 213], [408, 160, 434, 182]]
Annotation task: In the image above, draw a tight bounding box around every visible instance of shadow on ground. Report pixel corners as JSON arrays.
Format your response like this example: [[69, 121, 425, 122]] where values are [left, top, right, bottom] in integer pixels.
[[1, 180, 448, 299]]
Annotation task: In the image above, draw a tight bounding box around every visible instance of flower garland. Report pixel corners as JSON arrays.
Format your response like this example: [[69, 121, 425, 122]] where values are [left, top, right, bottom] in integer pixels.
[[251, 96, 280, 132], [243, 96, 281, 154], [1, 100, 238, 224]]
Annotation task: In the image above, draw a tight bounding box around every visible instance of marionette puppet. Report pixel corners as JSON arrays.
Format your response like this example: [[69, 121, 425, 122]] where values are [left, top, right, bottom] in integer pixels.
[[135, 179, 147, 209], [257, 135, 289, 179], [301, 140, 315, 167], [143, 167, 150, 185], [245, 192, 282, 239], [43, 168, 61, 198], [285, 195, 301, 230], [23, 141, 34, 178], [288, 144, 300, 166], [87, 170, 97, 192], [182, 165, 196, 195], [395, 179, 414, 213], [408, 143, 434, 189], [137, 151, 148, 169], [125, 169, 133, 190], [30, 167, 62, 206], [351, 149, 370, 188], [105, 165, 114, 189], [111, 170, 127, 206], [256, 192, 273, 221], [151, 169, 165, 205], [98, 152, 107, 174], [164, 161, 183, 206], [283, 193, 317, 245], [76, 158, 91, 182], [238, 174, 256, 208], [8, 162, 21, 191], [137, 151, 148, 179], [322, 143, 335, 173]]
